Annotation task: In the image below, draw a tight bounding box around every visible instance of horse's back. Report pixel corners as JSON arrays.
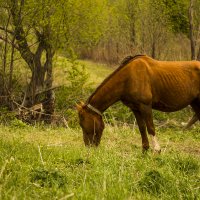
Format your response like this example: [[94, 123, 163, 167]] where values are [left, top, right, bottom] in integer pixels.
[[126, 56, 200, 111]]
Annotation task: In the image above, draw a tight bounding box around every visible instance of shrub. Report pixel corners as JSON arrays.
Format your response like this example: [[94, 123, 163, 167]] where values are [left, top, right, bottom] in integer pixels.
[[10, 118, 29, 129], [55, 59, 93, 126], [0, 107, 16, 125]]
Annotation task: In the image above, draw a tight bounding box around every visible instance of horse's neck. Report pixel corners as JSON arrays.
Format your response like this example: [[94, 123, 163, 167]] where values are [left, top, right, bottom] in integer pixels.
[[89, 73, 125, 112]]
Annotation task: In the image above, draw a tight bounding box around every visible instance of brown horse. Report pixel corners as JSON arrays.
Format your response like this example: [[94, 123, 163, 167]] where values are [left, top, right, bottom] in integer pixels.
[[77, 55, 200, 152]]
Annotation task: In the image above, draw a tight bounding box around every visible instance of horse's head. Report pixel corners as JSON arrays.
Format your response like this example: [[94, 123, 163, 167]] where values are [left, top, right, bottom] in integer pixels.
[[77, 102, 105, 146]]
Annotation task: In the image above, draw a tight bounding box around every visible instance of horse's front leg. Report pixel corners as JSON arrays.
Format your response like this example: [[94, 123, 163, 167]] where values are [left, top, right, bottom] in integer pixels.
[[140, 104, 161, 153], [133, 110, 149, 153]]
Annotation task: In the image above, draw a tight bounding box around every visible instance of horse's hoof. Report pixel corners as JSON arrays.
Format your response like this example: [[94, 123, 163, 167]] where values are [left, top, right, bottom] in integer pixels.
[[142, 146, 149, 154], [153, 149, 161, 154]]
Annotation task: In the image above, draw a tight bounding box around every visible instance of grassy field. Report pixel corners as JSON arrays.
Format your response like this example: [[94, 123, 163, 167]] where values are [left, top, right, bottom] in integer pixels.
[[0, 124, 199, 199], [0, 57, 200, 199]]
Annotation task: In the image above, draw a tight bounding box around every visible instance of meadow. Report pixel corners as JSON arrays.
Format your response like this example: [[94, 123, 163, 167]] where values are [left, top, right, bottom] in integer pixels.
[[0, 58, 199, 199], [0, 124, 199, 200]]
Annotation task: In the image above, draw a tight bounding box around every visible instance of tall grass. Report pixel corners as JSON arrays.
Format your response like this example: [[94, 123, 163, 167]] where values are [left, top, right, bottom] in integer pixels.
[[0, 123, 199, 199]]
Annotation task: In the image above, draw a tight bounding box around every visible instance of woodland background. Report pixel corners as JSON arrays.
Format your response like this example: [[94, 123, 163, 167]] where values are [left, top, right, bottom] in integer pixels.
[[0, 0, 200, 121]]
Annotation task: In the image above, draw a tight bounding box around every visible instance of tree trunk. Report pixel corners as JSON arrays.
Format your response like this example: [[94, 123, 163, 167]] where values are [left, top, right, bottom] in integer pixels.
[[151, 38, 156, 59], [189, 0, 196, 60], [10, 0, 55, 121], [0, 13, 11, 106], [197, 46, 200, 61], [22, 63, 45, 107], [40, 44, 55, 122]]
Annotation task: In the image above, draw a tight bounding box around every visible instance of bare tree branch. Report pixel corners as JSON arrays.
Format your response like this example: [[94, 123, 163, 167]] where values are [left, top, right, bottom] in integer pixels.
[[0, 26, 14, 35], [0, 35, 19, 50]]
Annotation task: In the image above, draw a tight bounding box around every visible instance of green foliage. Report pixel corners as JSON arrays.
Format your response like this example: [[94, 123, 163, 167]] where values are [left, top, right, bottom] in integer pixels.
[[104, 102, 134, 125], [55, 59, 91, 110], [10, 118, 29, 129], [19, 0, 107, 50], [58, 0, 108, 52], [67, 60, 90, 89], [162, 0, 190, 35], [55, 58, 92, 126], [0, 107, 15, 125]]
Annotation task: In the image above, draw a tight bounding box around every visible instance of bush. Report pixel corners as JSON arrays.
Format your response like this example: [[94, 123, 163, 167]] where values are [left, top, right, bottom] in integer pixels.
[[0, 107, 16, 125], [55, 58, 93, 127], [10, 118, 29, 129]]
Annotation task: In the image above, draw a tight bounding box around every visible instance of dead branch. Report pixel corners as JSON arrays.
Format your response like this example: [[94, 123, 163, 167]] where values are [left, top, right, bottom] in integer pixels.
[[0, 26, 14, 35], [12, 99, 68, 127], [25, 85, 62, 98], [0, 35, 19, 50]]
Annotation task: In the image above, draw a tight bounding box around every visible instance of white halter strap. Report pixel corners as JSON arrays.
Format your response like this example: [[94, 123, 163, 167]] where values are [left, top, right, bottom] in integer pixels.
[[87, 104, 102, 116]]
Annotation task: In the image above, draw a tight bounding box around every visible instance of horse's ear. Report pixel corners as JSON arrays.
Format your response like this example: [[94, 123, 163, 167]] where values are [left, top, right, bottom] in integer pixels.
[[76, 103, 82, 111], [76, 101, 85, 111], [80, 101, 85, 107]]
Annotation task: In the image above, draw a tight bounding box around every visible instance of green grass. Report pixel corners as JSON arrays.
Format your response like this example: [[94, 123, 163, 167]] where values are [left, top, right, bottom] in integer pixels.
[[0, 124, 199, 199]]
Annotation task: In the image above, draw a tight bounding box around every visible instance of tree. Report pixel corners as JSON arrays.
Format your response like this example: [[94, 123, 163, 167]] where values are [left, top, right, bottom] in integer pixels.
[[188, 0, 200, 60], [162, 0, 189, 35], [81, 0, 138, 63], [163, 0, 200, 60], [0, 0, 59, 109], [0, 1, 16, 107], [135, 0, 171, 59], [189, 0, 196, 60], [0, 0, 107, 114]]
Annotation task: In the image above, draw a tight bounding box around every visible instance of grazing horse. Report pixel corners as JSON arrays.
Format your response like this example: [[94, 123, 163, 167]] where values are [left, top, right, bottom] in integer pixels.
[[77, 55, 200, 152]]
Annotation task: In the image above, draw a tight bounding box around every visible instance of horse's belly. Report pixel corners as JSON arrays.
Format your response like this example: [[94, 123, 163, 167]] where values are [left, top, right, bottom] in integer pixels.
[[152, 83, 198, 112], [152, 101, 188, 112], [152, 91, 196, 111]]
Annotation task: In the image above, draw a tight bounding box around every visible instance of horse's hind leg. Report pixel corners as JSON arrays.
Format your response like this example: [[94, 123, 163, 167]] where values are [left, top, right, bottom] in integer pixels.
[[133, 110, 149, 152], [184, 100, 200, 129], [184, 114, 198, 130], [190, 100, 200, 121]]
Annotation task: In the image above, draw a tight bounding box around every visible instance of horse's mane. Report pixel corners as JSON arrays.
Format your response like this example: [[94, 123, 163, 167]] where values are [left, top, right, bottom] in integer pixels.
[[86, 54, 146, 103]]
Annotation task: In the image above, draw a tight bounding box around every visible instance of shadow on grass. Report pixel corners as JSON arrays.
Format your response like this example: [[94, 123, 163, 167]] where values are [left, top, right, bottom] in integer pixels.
[[31, 168, 67, 188], [138, 170, 169, 195]]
